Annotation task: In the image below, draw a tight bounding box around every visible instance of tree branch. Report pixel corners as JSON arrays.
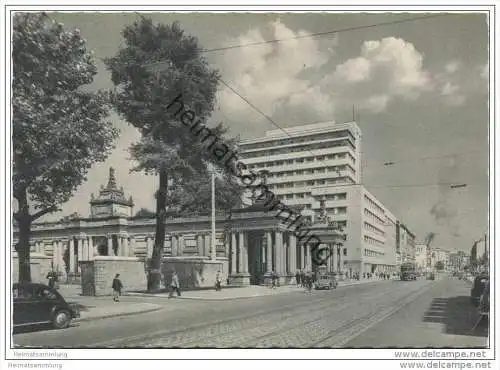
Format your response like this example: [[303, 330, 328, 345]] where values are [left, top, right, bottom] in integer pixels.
[[30, 205, 60, 221]]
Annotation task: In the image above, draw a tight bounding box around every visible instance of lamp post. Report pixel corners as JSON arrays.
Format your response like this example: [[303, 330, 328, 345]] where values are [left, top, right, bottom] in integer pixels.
[[211, 169, 216, 261]]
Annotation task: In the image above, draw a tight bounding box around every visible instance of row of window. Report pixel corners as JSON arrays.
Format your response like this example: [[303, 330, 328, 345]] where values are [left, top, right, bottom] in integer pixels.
[[364, 194, 385, 215], [239, 140, 356, 159], [363, 208, 387, 227], [240, 130, 357, 151], [363, 235, 384, 247], [364, 248, 385, 258], [247, 155, 353, 170], [271, 177, 352, 189], [259, 165, 355, 179], [363, 222, 385, 237]]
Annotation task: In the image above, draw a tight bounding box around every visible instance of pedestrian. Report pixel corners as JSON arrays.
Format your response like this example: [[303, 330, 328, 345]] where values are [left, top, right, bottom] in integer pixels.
[[215, 270, 222, 291], [300, 270, 306, 287], [46, 270, 57, 289], [295, 270, 301, 287], [271, 271, 277, 289], [169, 270, 181, 298], [112, 273, 123, 302]]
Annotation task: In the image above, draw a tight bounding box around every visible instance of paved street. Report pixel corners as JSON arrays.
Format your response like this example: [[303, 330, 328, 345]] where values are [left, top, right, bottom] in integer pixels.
[[13, 278, 487, 348]]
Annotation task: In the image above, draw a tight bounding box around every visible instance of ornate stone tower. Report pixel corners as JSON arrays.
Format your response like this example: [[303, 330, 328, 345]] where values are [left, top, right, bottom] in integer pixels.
[[89, 167, 134, 218]]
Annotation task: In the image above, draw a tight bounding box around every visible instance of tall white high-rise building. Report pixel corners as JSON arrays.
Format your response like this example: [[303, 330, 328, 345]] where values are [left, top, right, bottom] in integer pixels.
[[239, 120, 362, 213], [239, 121, 400, 276]]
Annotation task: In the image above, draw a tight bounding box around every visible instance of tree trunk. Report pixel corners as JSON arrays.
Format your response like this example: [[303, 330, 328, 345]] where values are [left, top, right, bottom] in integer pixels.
[[148, 168, 168, 292], [16, 189, 32, 284]]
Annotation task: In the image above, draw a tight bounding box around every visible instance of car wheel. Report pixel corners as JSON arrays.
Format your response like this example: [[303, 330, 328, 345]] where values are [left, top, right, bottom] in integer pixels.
[[53, 309, 71, 329]]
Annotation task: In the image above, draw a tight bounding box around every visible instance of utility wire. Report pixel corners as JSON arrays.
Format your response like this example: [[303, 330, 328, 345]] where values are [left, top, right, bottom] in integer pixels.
[[362, 149, 484, 169], [199, 14, 452, 54]]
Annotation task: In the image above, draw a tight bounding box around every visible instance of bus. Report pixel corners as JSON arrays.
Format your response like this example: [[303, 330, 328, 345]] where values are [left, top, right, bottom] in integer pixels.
[[401, 262, 417, 281]]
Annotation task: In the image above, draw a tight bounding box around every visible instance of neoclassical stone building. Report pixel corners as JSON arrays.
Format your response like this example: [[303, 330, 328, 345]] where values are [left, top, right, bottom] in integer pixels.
[[13, 168, 344, 292]]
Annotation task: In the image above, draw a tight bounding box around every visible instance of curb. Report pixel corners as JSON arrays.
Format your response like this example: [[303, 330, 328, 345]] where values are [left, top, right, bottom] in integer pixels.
[[124, 280, 391, 301], [75, 305, 163, 323]]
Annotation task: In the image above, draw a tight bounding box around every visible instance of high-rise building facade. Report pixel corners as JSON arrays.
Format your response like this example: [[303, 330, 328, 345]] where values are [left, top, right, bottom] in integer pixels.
[[239, 120, 362, 212], [239, 121, 400, 276]]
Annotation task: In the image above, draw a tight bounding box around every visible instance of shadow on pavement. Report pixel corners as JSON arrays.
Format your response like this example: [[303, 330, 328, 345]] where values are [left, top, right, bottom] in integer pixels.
[[423, 296, 488, 338]]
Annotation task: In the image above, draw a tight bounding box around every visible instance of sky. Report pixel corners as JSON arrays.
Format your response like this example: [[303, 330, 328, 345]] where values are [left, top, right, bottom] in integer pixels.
[[33, 12, 489, 253]]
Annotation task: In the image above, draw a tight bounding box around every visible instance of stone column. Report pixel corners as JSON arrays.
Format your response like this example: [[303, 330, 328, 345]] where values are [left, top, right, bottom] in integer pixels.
[[301, 244, 306, 270], [128, 237, 135, 257], [52, 241, 58, 268], [307, 244, 313, 271], [204, 234, 211, 257], [224, 235, 230, 259], [107, 235, 113, 256], [238, 232, 246, 273], [69, 238, 75, 274], [82, 237, 89, 261], [76, 238, 83, 262], [289, 234, 297, 273], [274, 231, 283, 274], [197, 234, 204, 257], [231, 233, 237, 274], [88, 236, 95, 260], [171, 235, 178, 257], [122, 236, 129, 257], [266, 232, 273, 273], [178, 234, 184, 256]]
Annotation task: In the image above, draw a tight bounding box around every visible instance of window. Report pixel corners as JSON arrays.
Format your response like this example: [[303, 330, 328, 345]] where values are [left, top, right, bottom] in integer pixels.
[[36, 287, 58, 300], [343, 248, 347, 256]]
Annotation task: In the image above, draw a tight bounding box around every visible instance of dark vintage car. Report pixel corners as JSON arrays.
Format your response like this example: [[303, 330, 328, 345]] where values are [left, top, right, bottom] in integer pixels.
[[314, 273, 338, 290], [13, 283, 80, 329], [470, 275, 489, 306]]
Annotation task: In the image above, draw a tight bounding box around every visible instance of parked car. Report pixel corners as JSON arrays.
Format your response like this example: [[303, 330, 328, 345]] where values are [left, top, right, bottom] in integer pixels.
[[12, 283, 80, 329], [314, 273, 337, 290], [470, 274, 489, 306]]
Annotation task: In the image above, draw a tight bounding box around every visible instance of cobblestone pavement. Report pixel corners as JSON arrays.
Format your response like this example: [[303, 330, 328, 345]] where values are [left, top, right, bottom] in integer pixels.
[[14, 278, 483, 348]]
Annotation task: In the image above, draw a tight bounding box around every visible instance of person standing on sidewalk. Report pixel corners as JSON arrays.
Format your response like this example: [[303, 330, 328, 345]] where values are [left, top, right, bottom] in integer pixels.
[[295, 270, 301, 287], [46, 270, 58, 289], [112, 273, 123, 302], [215, 270, 222, 291], [169, 270, 181, 298]]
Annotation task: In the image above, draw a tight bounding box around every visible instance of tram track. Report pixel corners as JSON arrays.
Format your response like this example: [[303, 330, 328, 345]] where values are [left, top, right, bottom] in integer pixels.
[[106, 282, 429, 348], [94, 282, 405, 347]]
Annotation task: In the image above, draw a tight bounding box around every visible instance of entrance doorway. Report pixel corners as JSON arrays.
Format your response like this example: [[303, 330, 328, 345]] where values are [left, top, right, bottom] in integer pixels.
[[247, 231, 265, 285]]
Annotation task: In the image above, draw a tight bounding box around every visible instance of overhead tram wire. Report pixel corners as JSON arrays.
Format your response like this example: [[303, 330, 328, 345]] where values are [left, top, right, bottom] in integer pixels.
[[199, 13, 453, 54], [138, 13, 466, 190]]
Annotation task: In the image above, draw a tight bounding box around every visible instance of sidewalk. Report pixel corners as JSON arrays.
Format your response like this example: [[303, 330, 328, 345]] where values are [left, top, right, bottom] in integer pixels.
[[127, 277, 392, 301], [57, 285, 163, 322]]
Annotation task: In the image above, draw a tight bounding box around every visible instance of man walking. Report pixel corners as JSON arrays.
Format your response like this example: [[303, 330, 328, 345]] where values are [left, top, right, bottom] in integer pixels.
[[215, 270, 222, 291], [169, 270, 181, 298], [46, 270, 58, 289], [295, 270, 301, 287], [112, 273, 123, 302]]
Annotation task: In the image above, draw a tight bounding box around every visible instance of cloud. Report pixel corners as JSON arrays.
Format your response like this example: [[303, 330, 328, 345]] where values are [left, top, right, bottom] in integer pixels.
[[445, 61, 461, 74], [440, 82, 466, 106], [217, 23, 435, 124]]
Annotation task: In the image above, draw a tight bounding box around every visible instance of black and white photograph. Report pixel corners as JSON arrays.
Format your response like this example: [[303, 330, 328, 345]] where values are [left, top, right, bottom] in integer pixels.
[[1, 1, 496, 368]]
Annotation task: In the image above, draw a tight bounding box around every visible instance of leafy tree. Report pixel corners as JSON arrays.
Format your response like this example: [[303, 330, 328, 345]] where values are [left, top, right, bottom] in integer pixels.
[[134, 207, 156, 218], [105, 18, 235, 291], [12, 13, 118, 283]]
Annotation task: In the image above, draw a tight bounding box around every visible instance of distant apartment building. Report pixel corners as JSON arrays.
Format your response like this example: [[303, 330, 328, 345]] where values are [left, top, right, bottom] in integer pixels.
[[398, 223, 416, 263], [430, 248, 450, 270], [449, 250, 469, 270], [239, 120, 401, 276], [414, 242, 427, 271]]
